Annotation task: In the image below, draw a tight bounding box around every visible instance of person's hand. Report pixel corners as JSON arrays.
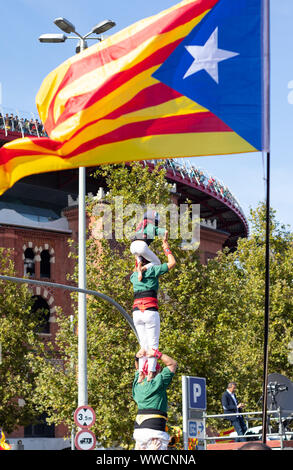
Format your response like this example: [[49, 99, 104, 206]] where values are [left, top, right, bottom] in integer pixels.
[[238, 403, 245, 409], [162, 239, 170, 250], [163, 230, 169, 242], [146, 348, 155, 358], [136, 348, 146, 358], [149, 438, 162, 450]]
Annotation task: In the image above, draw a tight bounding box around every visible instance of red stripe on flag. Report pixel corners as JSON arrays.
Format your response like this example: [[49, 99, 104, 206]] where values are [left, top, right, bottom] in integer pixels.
[[0, 138, 62, 164], [66, 83, 183, 142], [105, 83, 182, 119], [66, 112, 232, 158]]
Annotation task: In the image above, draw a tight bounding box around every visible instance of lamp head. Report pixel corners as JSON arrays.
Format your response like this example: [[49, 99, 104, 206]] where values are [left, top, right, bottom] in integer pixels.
[[54, 17, 76, 34], [38, 34, 67, 43], [91, 19, 116, 35]]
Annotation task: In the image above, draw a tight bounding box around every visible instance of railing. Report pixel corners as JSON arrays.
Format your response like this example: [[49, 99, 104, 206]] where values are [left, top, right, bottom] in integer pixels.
[[203, 409, 293, 450], [145, 158, 246, 219], [0, 105, 47, 138]]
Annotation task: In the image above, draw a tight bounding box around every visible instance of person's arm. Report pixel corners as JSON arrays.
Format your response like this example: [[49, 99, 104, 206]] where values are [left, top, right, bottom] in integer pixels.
[[162, 235, 176, 271], [222, 392, 236, 413], [221, 392, 229, 411], [147, 348, 177, 373]]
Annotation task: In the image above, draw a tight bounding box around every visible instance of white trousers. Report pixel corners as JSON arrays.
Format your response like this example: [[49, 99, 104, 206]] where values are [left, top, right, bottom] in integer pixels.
[[130, 240, 161, 270], [134, 428, 170, 450], [133, 309, 160, 372]]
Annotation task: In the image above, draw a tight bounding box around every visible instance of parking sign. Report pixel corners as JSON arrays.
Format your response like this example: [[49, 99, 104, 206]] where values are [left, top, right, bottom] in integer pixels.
[[189, 377, 206, 410]]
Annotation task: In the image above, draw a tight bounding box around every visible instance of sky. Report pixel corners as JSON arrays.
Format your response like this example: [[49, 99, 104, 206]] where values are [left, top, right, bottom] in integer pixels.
[[0, 0, 292, 231]]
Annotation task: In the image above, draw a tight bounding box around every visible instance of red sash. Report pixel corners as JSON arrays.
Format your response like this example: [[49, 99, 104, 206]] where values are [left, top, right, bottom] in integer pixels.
[[133, 297, 158, 312]]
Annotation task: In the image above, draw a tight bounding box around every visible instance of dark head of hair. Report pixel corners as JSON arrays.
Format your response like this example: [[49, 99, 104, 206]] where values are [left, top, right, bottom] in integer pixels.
[[239, 442, 272, 451], [227, 381, 237, 389]]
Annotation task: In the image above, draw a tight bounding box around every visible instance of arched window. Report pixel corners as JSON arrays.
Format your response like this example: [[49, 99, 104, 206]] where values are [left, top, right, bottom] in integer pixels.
[[40, 250, 51, 278], [24, 248, 35, 276], [31, 296, 50, 334]]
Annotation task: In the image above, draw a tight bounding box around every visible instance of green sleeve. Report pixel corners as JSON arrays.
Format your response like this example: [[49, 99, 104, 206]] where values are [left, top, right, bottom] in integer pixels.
[[160, 367, 175, 389], [155, 227, 167, 237], [132, 372, 139, 399], [152, 263, 168, 277]]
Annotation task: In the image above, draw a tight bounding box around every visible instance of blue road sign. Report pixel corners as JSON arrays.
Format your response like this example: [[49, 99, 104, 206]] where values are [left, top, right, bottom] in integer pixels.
[[188, 421, 197, 437], [189, 377, 206, 410]]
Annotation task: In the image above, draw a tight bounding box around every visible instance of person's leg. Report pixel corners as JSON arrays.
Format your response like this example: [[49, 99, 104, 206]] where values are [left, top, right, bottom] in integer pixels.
[[238, 416, 247, 438], [144, 310, 160, 379], [130, 240, 161, 270], [232, 418, 246, 442], [133, 310, 148, 381]]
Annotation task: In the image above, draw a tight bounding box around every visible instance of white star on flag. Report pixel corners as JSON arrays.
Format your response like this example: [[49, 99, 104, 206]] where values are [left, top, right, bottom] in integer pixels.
[[183, 27, 239, 83]]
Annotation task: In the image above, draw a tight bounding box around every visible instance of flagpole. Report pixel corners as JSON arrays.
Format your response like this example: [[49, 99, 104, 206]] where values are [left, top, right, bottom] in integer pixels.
[[261, 0, 271, 443]]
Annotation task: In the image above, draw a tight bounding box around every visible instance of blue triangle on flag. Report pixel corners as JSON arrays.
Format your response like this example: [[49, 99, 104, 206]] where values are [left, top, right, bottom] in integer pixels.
[[153, 0, 263, 151]]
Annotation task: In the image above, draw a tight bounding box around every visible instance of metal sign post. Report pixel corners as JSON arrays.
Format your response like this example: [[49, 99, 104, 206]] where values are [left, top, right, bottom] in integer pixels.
[[182, 376, 206, 450], [74, 404, 96, 451]]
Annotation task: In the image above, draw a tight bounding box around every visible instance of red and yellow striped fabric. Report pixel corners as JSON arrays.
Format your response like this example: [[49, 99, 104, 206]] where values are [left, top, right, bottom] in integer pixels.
[[0, 0, 257, 196]]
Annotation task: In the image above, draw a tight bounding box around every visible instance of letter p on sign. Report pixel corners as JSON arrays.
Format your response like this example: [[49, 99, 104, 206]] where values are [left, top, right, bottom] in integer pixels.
[[193, 384, 202, 403]]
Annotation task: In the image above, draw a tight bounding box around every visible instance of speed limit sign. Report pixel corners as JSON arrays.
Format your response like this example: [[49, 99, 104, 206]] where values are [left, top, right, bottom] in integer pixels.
[[75, 429, 96, 451], [74, 405, 96, 429]]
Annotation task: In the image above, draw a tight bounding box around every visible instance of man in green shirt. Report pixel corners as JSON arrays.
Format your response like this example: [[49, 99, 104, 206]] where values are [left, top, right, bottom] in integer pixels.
[[132, 348, 177, 450], [130, 210, 167, 281], [130, 238, 176, 382]]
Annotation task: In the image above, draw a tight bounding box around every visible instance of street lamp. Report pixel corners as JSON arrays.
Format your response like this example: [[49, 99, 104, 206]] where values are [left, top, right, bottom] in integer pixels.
[[38, 18, 116, 409], [39, 34, 67, 43], [39, 17, 116, 51]]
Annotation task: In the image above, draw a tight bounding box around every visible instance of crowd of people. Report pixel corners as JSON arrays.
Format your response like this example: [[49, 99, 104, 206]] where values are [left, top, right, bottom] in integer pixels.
[[162, 158, 244, 216], [0, 112, 47, 137]]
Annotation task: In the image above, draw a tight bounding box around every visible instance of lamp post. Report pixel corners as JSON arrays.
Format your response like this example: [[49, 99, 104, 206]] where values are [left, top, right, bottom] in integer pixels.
[[39, 18, 116, 407]]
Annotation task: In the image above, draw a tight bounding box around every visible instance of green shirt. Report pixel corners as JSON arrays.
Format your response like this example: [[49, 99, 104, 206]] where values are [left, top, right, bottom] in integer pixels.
[[135, 223, 166, 241], [130, 263, 168, 293], [132, 367, 175, 413]]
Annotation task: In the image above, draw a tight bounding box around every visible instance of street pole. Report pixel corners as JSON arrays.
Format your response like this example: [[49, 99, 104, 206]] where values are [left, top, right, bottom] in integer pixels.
[[38, 16, 116, 413], [78, 38, 88, 408]]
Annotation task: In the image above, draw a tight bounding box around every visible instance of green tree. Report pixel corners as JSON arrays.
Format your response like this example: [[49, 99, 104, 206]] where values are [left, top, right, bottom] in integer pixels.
[[0, 249, 46, 433], [29, 164, 293, 447]]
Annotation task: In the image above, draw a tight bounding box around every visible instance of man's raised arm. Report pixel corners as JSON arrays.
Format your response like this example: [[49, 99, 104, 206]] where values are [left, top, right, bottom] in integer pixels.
[[147, 348, 177, 374]]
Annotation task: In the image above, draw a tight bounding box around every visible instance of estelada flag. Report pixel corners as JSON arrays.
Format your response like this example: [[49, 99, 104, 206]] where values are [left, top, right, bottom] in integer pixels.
[[0, 0, 265, 196]]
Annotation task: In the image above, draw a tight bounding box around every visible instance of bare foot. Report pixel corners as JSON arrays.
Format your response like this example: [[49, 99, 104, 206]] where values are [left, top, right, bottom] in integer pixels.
[[138, 372, 145, 383], [137, 261, 143, 281], [147, 371, 156, 382]]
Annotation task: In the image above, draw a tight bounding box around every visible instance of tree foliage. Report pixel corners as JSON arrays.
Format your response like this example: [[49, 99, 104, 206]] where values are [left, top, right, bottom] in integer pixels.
[[0, 250, 46, 432], [28, 163, 293, 448]]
